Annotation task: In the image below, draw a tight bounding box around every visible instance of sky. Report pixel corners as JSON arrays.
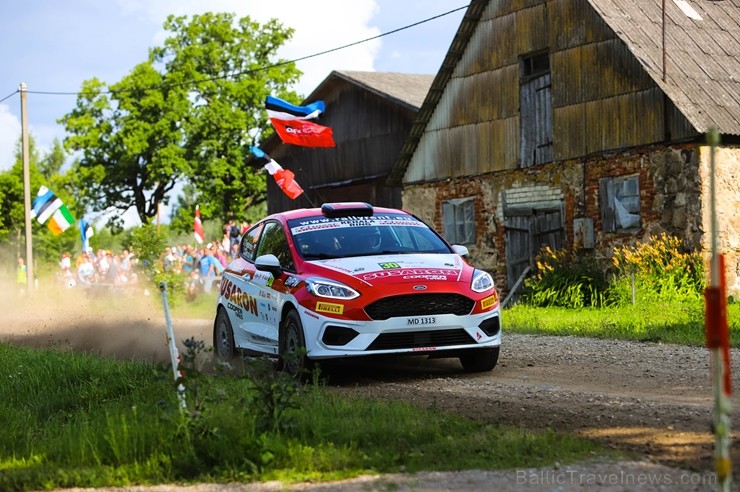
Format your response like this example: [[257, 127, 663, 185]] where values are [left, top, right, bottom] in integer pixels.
[[0, 0, 467, 224]]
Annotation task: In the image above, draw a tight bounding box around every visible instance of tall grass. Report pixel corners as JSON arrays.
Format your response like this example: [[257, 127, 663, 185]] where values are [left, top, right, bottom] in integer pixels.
[[0, 343, 606, 491], [521, 234, 708, 309]]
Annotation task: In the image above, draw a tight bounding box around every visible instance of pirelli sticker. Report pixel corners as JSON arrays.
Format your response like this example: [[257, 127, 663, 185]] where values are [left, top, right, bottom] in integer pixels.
[[480, 292, 499, 310], [316, 301, 344, 315]]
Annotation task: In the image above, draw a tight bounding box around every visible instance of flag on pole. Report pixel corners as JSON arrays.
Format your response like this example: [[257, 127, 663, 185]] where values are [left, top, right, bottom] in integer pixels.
[[250, 147, 304, 200], [265, 95, 335, 148], [80, 219, 94, 252], [31, 186, 75, 235], [194, 205, 205, 244], [268, 118, 336, 148], [265, 95, 325, 120]]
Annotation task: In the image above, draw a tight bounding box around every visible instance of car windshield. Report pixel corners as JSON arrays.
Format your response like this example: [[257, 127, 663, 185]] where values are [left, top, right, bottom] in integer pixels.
[[288, 213, 452, 260]]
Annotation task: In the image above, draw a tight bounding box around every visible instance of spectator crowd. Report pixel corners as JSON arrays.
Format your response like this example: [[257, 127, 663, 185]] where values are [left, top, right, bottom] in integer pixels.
[[56, 220, 248, 301]]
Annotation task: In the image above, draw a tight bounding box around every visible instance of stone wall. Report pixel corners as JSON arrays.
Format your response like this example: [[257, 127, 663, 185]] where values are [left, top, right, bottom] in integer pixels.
[[699, 146, 740, 294], [402, 144, 740, 296]]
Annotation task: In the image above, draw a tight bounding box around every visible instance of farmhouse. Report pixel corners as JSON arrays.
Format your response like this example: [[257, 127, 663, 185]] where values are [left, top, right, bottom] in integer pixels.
[[261, 70, 433, 214], [389, 0, 740, 294]]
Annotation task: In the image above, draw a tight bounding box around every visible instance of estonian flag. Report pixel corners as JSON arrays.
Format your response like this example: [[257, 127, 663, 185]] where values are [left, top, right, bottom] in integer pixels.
[[250, 146, 304, 200], [266, 95, 325, 120]]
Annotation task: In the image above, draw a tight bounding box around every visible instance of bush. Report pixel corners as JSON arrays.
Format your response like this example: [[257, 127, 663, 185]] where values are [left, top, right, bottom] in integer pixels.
[[608, 233, 705, 305], [520, 234, 706, 309], [522, 246, 609, 308]]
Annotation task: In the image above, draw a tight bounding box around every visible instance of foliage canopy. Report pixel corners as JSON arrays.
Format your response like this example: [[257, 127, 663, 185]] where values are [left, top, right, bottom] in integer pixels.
[[61, 12, 303, 230]]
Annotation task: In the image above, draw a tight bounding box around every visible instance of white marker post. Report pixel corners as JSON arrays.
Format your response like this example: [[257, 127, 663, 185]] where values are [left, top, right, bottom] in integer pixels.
[[704, 128, 732, 492], [160, 281, 187, 410]]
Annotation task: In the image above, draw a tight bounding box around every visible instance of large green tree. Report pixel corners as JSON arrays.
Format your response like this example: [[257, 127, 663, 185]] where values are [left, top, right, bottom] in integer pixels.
[[61, 13, 302, 229]]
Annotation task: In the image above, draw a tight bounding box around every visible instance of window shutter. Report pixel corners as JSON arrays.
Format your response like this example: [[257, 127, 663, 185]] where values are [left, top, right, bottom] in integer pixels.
[[442, 201, 455, 243], [599, 178, 616, 232]]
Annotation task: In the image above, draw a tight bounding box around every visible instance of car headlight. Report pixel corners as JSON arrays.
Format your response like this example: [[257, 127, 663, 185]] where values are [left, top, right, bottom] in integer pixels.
[[305, 277, 360, 299], [471, 269, 494, 293]]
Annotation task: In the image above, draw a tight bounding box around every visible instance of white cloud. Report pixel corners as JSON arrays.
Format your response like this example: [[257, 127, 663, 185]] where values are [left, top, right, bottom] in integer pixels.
[[113, 0, 380, 95], [0, 103, 20, 171]]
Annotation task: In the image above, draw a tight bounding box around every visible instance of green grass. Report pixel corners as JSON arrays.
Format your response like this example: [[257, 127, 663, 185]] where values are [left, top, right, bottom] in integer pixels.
[[0, 343, 609, 491], [5, 274, 731, 490], [504, 300, 740, 347]]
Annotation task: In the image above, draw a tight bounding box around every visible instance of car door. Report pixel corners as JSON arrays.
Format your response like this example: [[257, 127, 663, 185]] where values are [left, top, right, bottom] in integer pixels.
[[249, 220, 297, 343], [221, 222, 265, 350]]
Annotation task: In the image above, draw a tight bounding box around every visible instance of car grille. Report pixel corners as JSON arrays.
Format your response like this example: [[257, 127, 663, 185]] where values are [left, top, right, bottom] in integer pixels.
[[364, 293, 474, 320], [367, 329, 474, 350]]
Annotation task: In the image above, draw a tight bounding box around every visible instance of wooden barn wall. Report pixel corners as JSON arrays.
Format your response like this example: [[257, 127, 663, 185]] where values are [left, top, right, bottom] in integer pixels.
[[267, 81, 415, 213], [403, 0, 696, 186]]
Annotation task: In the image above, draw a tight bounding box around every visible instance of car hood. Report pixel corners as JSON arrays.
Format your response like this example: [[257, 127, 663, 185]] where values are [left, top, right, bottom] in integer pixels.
[[305, 253, 471, 287]]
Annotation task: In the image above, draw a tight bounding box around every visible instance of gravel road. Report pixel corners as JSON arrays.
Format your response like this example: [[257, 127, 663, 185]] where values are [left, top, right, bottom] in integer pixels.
[[2, 287, 738, 491]]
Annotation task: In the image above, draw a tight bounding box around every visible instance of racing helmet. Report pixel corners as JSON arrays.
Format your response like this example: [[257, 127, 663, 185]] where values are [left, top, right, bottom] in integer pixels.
[[357, 226, 382, 250]]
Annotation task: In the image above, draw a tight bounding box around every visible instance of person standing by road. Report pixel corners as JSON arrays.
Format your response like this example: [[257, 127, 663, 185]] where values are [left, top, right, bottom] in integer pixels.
[[17, 256, 27, 295]]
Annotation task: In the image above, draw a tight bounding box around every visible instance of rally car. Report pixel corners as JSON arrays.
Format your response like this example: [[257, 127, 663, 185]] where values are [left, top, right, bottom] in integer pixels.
[[213, 202, 501, 374]]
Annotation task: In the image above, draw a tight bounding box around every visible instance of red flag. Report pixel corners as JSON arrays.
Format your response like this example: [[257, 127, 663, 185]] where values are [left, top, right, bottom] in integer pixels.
[[193, 206, 205, 244], [269, 118, 336, 148], [272, 167, 304, 200]]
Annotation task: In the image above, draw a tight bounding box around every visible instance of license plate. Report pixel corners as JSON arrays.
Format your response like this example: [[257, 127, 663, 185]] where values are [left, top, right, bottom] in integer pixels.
[[406, 316, 437, 326]]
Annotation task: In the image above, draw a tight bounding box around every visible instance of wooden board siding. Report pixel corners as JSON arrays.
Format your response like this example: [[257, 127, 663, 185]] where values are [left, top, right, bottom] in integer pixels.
[[403, 0, 683, 183]]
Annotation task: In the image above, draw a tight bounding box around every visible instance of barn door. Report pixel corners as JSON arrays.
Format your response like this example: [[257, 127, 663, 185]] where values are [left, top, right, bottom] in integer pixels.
[[504, 205, 565, 290]]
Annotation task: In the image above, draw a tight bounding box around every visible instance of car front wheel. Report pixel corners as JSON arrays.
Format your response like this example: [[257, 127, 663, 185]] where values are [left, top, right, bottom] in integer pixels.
[[459, 346, 499, 372], [214, 307, 237, 360], [279, 309, 312, 375]]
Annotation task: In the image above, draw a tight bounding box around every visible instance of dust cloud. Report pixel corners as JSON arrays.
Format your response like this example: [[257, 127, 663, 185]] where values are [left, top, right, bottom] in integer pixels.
[[0, 278, 213, 364]]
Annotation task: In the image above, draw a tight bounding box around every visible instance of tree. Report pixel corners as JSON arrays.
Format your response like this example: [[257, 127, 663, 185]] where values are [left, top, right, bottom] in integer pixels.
[[38, 139, 66, 179], [0, 135, 78, 264], [61, 12, 302, 229]]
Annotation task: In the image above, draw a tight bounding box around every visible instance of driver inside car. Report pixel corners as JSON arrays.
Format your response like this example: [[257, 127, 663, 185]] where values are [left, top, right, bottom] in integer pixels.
[[345, 226, 382, 255]]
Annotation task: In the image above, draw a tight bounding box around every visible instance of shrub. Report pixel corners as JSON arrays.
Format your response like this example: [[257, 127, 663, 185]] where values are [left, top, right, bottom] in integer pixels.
[[522, 246, 609, 308], [608, 233, 705, 304]]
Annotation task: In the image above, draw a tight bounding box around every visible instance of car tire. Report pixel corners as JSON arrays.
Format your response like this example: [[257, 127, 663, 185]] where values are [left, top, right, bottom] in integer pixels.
[[459, 346, 499, 372], [278, 309, 312, 375], [214, 307, 237, 360]]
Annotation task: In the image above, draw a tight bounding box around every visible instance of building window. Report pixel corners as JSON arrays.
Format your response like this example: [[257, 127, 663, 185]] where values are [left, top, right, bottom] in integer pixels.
[[599, 174, 640, 233], [442, 198, 475, 245], [519, 51, 553, 167]]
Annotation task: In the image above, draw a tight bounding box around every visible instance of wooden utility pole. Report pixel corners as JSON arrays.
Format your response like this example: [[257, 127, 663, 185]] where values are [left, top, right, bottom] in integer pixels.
[[20, 82, 34, 293]]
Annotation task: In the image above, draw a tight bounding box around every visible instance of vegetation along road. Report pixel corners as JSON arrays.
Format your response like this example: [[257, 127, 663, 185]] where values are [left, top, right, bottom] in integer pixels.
[[3, 289, 739, 490]]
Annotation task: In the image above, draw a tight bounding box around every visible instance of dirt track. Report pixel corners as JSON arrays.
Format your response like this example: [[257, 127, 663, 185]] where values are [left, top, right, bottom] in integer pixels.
[[2, 285, 739, 490]]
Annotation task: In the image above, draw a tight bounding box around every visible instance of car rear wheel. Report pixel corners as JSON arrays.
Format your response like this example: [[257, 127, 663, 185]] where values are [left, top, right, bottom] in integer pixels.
[[459, 346, 499, 372], [279, 309, 312, 375], [214, 307, 237, 360]]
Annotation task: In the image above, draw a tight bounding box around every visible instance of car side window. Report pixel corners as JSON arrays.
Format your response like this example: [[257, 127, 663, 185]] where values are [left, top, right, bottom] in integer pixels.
[[256, 221, 295, 272], [240, 223, 264, 261]]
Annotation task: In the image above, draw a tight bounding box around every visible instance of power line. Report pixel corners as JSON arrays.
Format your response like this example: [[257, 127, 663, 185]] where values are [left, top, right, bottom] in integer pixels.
[[14, 4, 468, 99], [0, 90, 18, 104]]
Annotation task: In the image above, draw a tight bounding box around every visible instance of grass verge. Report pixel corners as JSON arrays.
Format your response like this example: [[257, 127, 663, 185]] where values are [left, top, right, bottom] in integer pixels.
[[0, 343, 611, 491], [504, 300, 739, 347]]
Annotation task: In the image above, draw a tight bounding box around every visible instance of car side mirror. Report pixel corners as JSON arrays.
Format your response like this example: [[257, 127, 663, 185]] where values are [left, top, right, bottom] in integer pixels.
[[255, 254, 283, 277], [452, 245, 469, 257]]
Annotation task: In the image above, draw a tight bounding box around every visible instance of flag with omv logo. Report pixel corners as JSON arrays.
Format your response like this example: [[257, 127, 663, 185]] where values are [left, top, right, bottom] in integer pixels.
[[31, 186, 75, 235]]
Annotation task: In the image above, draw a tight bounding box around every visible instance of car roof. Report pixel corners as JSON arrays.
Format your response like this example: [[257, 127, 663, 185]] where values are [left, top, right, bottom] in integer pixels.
[[268, 203, 407, 222]]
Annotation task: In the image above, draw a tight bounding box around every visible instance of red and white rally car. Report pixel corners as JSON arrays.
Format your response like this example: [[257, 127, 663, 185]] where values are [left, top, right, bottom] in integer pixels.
[[213, 202, 502, 373]]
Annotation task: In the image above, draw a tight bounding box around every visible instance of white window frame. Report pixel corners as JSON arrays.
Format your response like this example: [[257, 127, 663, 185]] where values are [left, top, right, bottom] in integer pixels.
[[442, 197, 476, 245]]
